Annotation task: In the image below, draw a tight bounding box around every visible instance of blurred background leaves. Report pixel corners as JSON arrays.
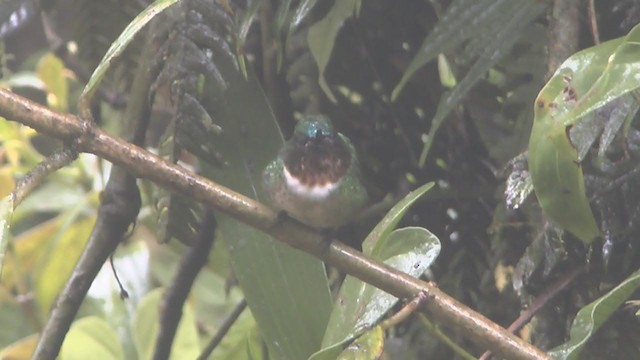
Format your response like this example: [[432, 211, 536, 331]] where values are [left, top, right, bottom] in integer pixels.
[[2, 0, 640, 359]]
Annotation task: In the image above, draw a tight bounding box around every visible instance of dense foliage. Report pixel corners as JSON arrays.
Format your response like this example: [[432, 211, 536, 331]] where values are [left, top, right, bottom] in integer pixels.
[[1, 0, 640, 359]]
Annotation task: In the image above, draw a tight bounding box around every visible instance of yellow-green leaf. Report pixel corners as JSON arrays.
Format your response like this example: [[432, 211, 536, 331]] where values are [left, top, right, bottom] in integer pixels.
[[36, 53, 68, 112], [60, 316, 123, 360]]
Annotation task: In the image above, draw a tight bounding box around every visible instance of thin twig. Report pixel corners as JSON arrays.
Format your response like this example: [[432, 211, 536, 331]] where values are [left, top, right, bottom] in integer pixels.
[[587, 0, 601, 45], [153, 209, 217, 360], [11, 147, 78, 208], [380, 290, 430, 330], [31, 167, 141, 360], [546, 0, 581, 79], [197, 299, 248, 360], [478, 267, 583, 360], [419, 314, 477, 360], [109, 254, 130, 300]]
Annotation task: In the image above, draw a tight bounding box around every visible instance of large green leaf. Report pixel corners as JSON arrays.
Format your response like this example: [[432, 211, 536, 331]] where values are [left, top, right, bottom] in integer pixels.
[[314, 183, 436, 359], [201, 41, 332, 360], [548, 270, 640, 360], [34, 215, 95, 317], [528, 24, 640, 243], [307, 0, 361, 102]]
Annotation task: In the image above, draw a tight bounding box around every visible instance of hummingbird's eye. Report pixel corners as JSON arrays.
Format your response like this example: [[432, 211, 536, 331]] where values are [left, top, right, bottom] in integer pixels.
[[314, 129, 324, 140]]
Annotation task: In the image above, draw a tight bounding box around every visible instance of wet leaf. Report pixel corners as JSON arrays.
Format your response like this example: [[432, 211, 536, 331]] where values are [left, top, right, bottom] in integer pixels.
[[528, 24, 640, 243], [549, 270, 640, 360], [504, 157, 534, 211], [289, 0, 319, 34], [311, 227, 440, 360], [362, 182, 434, 255]]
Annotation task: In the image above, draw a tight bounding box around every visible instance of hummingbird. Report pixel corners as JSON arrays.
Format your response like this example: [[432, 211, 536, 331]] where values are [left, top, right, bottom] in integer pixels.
[[262, 115, 369, 228]]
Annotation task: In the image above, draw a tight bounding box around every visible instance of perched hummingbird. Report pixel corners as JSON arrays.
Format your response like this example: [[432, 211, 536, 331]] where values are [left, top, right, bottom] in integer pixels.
[[262, 115, 369, 228]]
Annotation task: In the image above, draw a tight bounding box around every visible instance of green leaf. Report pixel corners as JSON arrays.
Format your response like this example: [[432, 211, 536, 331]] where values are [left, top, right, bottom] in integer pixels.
[[415, 0, 546, 167], [0, 195, 12, 278], [132, 288, 200, 360], [307, 0, 361, 103], [200, 41, 332, 359], [335, 326, 384, 360], [548, 270, 640, 360], [289, 0, 319, 34], [362, 182, 434, 255], [34, 215, 95, 316], [80, 0, 181, 105], [36, 53, 68, 112], [236, 0, 263, 77], [312, 227, 440, 360], [392, 0, 545, 101], [60, 316, 124, 360], [528, 24, 640, 242]]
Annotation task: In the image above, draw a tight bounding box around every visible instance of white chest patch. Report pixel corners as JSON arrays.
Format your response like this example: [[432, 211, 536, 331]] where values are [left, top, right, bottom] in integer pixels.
[[283, 166, 339, 199]]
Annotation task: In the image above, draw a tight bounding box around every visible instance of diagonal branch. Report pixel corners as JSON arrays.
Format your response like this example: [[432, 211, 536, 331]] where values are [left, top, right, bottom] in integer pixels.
[[0, 88, 550, 360], [153, 209, 217, 360]]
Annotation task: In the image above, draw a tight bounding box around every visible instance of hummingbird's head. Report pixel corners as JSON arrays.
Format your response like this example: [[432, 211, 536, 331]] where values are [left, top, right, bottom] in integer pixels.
[[293, 114, 335, 139], [282, 115, 352, 188]]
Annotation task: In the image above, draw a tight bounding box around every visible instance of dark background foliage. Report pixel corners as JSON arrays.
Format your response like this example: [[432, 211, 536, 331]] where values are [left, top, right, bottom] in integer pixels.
[[2, 0, 640, 358]]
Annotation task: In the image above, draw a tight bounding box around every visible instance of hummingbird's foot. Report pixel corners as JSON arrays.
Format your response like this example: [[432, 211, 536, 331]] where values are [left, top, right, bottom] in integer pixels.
[[318, 227, 338, 249], [273, 210, 336, 254]]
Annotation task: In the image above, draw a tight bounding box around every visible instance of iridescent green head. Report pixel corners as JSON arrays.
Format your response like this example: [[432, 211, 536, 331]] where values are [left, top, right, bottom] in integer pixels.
[[293, 115, 335, 139], [283, 115, 351, 187]]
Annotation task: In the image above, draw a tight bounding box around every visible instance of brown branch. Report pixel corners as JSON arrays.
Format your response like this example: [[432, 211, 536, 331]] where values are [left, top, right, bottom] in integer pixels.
[[547, 0, 582, 79], [153, 209, 217, 360], [478, 267, 583, 360], [31, 167, 141, 360], [0, 88, 550, 360], [11, 147, 78, 207], [586, 0, 600, 45]]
